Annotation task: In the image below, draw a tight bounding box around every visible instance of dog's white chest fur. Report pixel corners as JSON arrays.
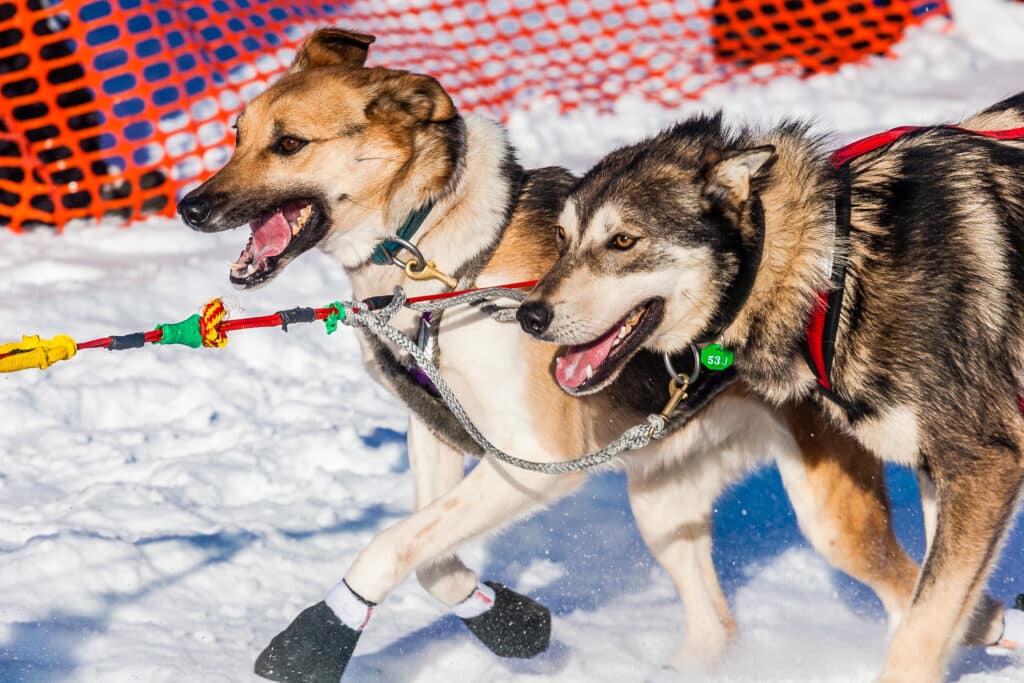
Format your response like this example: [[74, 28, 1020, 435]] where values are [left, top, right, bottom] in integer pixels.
[[436, 282, 536, 454]]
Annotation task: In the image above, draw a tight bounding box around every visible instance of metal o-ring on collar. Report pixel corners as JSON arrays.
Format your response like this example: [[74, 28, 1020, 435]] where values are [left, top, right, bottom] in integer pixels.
[[663, 345, 701, 386], [381, 235, 427, 273]]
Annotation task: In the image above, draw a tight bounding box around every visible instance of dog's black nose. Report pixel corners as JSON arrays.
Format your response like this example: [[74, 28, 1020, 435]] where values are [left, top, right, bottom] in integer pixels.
[[517, 301, 553, 337], [178, 195, 212, 230]]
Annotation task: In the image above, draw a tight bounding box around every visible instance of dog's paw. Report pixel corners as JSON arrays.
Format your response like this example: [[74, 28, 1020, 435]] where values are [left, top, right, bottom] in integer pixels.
[[255, 601, 362, 683], [460, 581, 551, 658]]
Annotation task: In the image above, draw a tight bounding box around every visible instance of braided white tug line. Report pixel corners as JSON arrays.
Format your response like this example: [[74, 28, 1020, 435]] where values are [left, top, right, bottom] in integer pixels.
[[343, 286, 668, 475]]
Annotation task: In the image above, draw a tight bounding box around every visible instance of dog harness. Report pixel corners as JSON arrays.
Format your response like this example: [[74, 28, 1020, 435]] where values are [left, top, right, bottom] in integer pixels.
[[804, 124, 1024, 398]]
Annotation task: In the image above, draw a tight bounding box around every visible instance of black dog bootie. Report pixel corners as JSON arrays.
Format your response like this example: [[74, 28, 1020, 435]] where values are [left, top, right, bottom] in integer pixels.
[[460, 581, 551, 658], [255, 601, 362, 683]]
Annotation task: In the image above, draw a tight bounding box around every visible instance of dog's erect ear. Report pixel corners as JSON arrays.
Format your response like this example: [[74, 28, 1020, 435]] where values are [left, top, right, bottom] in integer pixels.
[[365, 74, 456, 124], [705, 146, 776, 205], [289, 28, 376, 73]]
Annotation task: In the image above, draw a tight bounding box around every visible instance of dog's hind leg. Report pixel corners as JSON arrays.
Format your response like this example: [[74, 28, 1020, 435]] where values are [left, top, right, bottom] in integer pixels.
[[627, 466, 734, 670], [778, 403, 919, 627], [877, 432, 1024, 683], [918, 470, 938, 551], [780, 405, 1009, 650], [917, 468, 1006, 647]]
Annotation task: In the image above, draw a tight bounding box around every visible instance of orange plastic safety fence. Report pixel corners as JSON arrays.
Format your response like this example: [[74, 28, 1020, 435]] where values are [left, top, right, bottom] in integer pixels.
[[711, 0, 949, 72], [0, 0, 948, 234], [0, 0, 337, 233]]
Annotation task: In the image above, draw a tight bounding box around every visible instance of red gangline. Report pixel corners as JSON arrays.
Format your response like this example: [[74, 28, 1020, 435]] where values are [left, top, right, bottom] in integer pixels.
[[70, 279, 540, 351]]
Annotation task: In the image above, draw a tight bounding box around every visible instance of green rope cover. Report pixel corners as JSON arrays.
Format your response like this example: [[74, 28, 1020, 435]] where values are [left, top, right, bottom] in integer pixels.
[[156, 314, 204, 348], [324, 303, 346, 335]]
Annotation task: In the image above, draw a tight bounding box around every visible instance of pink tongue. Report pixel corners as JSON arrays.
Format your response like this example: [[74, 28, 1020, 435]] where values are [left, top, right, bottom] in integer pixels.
[[555, 326, 620, 389], [249, 212, 292, 261]]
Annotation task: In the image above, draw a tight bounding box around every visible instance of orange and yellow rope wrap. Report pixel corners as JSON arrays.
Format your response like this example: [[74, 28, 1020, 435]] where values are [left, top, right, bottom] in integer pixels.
[[198, 299, 228, 348]]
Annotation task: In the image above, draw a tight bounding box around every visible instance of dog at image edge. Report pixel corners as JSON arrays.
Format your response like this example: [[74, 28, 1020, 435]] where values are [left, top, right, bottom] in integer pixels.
[[520, 102, 1024, 682], [178, 28, 964, 683]]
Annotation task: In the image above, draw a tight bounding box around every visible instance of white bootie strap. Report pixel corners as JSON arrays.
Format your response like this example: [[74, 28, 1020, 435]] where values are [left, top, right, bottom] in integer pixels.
[[325, 580, 376, 631], [452, 582, 497, 620]]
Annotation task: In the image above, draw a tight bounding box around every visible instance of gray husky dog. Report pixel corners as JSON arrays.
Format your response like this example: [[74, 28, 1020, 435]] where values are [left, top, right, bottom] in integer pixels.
[[519, 98, 1024, 681]]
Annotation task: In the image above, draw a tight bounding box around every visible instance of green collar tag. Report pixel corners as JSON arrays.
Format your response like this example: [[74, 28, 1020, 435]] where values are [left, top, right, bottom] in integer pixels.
[[371, 200, 436, 266], [700, 343, 734, 371]]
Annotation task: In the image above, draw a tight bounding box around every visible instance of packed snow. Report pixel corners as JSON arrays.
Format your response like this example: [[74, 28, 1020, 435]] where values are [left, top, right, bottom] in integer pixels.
[[2, 8, 1024, 683]]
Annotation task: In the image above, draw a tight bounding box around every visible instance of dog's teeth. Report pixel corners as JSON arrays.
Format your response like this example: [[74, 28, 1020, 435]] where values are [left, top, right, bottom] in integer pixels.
[[229, 261, 247, 271], [585, 364, 594, 380], [292, 204, 312, 235]]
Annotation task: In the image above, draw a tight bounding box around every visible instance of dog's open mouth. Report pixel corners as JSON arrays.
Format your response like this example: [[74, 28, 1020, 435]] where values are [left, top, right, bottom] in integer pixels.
[[555, 298, 664, 394], [229, 199, 324, 288]]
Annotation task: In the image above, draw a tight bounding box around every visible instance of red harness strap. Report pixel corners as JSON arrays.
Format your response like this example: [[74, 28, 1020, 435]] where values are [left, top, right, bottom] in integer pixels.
[[804, 290, 834, 391], [804, 124, 1024, 395]]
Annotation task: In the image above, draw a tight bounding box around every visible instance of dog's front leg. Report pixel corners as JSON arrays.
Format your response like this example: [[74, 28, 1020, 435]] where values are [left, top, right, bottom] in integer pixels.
[[407, 416, 560, 656], [256, 457, 581, 682], [627, 466, 734, 671], [344, 456, 580, 600], [406, 415, 480, 605]]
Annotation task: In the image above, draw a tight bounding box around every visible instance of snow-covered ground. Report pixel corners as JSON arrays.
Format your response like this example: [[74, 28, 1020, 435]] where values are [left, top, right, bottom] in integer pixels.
[[3, 8, 1024, 683]]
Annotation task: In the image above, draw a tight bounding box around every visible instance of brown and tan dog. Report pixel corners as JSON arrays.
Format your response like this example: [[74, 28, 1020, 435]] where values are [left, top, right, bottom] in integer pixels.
[[180, 28, 931, 683]]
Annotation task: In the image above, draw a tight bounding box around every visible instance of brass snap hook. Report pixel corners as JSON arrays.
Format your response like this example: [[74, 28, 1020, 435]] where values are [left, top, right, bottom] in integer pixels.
[[660, 376, 690, 420], [660, 345, 700, 419], [380, 235, 457, 290], [404, 257, 458, 290]]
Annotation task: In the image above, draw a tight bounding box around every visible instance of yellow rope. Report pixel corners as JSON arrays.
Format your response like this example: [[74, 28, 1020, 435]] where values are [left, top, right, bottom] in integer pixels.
[[0, 335, 77, 373]]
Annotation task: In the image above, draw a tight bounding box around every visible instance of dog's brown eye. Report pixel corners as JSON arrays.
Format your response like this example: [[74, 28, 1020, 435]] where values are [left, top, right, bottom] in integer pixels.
[[610, 233, 636, 250], [274, 136, 307, 155]]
